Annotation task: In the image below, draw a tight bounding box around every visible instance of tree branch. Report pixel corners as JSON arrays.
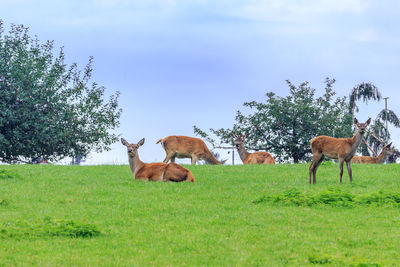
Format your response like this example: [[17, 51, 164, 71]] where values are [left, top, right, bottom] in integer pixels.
[[363, 139, 377, 157]]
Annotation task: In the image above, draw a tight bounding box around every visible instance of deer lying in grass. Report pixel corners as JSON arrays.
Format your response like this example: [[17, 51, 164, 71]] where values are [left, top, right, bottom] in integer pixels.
[[352, 143, 393, 164], [309, 117, 371, 184], [121, 138, 195, 182], [233, 133, 275, 164], [156, 135, 226, 165]]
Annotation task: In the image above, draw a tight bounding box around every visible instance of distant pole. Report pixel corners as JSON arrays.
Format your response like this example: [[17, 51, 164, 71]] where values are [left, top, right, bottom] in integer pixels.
[[232, 148, 235, 165], [384, 97, 389, 142]]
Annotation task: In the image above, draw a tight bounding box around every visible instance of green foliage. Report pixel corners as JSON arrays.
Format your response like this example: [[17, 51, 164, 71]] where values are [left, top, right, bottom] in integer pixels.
[[349, 82, 381, 114], [0, 21, 121, 163], [194, 78, 353, 163], [253, 188, 400, 207], [0, 217, 100, 239]]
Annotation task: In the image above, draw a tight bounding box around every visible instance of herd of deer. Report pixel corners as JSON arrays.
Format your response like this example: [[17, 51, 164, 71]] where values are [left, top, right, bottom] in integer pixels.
[[121, 118, 394, 184]]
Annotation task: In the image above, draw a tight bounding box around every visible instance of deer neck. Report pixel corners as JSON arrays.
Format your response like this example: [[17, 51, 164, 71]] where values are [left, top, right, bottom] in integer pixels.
[[128, 153, 144, 176], [237, 144, 250, 162], [376, 149, 388, 163], [349, 131, 364, 156]]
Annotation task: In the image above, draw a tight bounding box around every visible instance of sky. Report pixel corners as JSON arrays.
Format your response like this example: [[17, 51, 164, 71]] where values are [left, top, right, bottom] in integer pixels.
[[1, 0, 399, 164]]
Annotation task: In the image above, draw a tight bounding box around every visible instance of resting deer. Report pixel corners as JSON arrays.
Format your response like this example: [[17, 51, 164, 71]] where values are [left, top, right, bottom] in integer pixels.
[[121, 138, 195, 182], [233, 133, 275, 164], [352, 143, 393, 164], [156, 135, 226, 165], [309, 117, 371, 184]]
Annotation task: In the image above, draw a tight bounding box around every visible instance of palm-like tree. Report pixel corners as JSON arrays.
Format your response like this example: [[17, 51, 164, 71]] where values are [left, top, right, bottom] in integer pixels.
[[350, 83, 399, 162]]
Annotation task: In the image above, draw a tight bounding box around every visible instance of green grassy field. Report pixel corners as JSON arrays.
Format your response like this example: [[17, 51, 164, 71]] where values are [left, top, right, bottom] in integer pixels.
[[1, 163, 400, 266]]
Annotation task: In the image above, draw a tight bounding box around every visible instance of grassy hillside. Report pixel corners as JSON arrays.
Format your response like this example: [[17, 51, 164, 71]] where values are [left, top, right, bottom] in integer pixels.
[[1, 163, 400, 266]]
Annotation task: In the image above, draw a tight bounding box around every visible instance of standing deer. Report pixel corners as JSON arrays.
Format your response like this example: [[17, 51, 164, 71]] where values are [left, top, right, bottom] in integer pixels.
[[351, 143, 393, 164], [309, 117, 371, 184], [233, 133, 275, 164], [121, 138, 195, 182], [156, 135, 226, 165]]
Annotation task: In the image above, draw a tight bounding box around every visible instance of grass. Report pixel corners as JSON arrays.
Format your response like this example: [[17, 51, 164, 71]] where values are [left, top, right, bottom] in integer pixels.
[[0, 163, 399, 266]]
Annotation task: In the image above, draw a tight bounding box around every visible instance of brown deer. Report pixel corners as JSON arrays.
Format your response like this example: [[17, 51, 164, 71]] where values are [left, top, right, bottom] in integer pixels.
[[352, 143, 393, 164], [121, 138, 195, 182], [156, 135, 226, 165], [309, 117, 371, 184], [233, 133, 275, 164]]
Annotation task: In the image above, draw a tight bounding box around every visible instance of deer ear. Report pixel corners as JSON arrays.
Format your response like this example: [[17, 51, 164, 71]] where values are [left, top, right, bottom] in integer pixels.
[[387, 142, 392, 148], [121, 138, 129, 146], [353, 118, 359, 124], [244, 132, 249, 139], [137, 138, 145, 147], [366, 118, 371, 125], [232, 133, 237, 138]]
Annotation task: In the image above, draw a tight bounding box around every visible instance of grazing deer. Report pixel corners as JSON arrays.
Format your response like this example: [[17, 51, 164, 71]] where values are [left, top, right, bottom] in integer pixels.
[[309, 117, 371, 184], [156, 135, 226, 165], [233, 133, 275, 164], [351, 143, 393, 164], [121, 138, 195, 182]]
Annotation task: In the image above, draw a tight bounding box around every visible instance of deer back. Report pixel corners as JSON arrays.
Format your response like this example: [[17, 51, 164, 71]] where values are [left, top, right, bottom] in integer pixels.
[[310, 135, 354, 159], [243, 152, 275, 164]]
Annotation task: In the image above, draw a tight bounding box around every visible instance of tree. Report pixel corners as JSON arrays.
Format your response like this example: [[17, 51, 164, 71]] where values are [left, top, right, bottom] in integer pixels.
[[0, 21, 122, 163], [350, 83, 400, 162], [194, 78, 353, 163]]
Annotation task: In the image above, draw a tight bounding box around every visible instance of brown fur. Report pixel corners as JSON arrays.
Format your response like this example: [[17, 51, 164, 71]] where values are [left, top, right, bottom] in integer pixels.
[[352, 143, 393, 164], [233, 133, 275, 165], [157, 135, 226, 165], [309, 118, 371, 184], [121, 138, 195, 182], [243, 151, 276, 164]]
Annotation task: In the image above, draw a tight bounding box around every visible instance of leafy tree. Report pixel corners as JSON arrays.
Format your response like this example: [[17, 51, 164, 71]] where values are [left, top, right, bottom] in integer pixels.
[[0, 21, 121, 163], [194, 78, 353, 163]]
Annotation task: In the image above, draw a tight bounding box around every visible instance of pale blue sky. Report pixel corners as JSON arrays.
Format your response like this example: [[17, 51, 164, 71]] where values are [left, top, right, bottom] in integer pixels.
[[1, 0, 399, 164]]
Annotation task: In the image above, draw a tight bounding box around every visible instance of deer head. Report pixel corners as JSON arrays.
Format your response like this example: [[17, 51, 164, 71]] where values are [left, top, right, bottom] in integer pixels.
[[232, 132, 249, 149], [121, 138, 145, 158], [354, 117, 371, 134], [384, 142, 394, 156]]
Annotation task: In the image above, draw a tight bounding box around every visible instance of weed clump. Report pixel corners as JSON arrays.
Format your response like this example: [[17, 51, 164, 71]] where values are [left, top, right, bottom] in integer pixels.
[[0, 217, 100, 239], [0, 169, 20, 179], [308, 253, 382, 266], [253, 188, 400, 207], [0, 199, 9, 206], [308, 253, 332, 264]]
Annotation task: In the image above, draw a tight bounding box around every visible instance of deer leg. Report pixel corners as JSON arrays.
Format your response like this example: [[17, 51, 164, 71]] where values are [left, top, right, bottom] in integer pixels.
[[309, 153, 322, 184], [162, 151, 175, 163], [313, 155, 325, 184], [309, 161, 315, 184], [170, 156, 176, 163], [339, 158, 344, 183], [346, 160, 352, 183], [191, 155, 198, 165]]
